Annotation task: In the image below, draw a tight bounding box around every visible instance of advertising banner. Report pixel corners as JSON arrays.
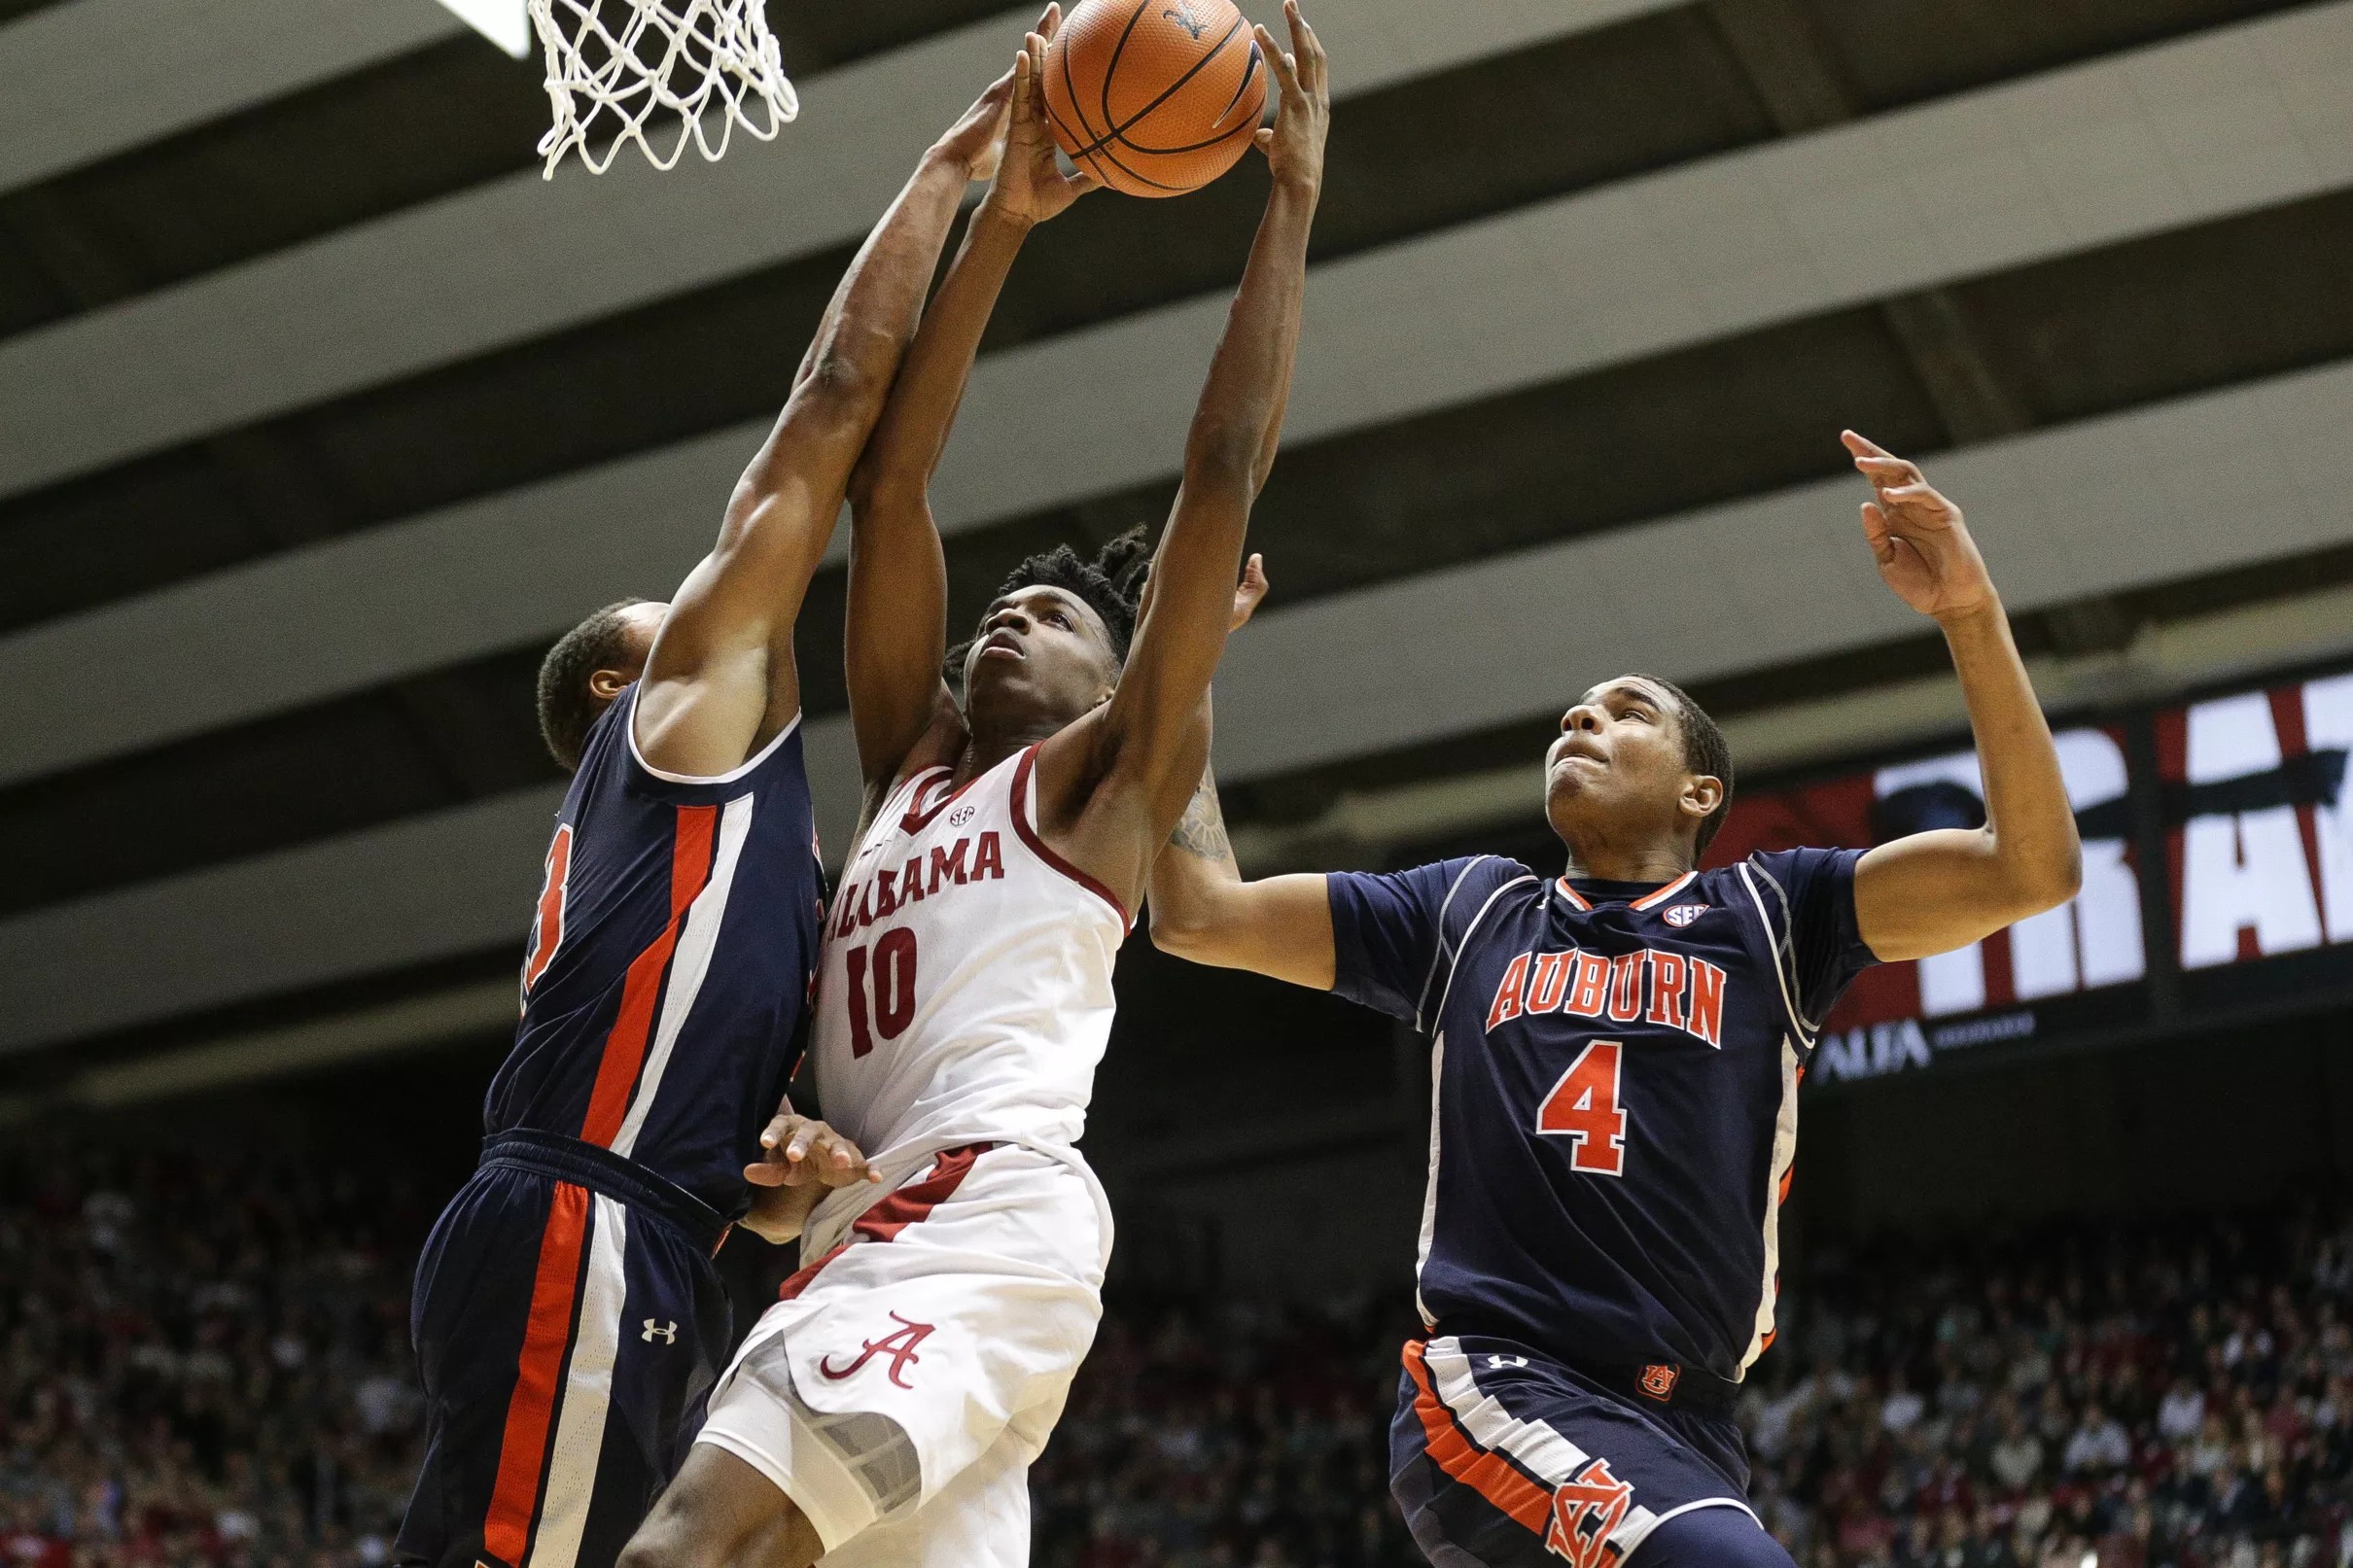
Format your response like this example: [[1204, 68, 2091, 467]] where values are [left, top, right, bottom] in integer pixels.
[[1708, 727, 2149, 1082], [2155, 672, 2353, 1011]]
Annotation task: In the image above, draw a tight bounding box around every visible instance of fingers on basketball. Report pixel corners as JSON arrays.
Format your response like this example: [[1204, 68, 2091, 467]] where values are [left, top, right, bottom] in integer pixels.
[[1042, 0, 1270, 198]]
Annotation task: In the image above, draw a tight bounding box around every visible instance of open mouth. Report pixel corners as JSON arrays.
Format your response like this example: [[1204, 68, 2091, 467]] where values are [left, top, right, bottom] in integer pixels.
[[978, 630, 1025, 661]]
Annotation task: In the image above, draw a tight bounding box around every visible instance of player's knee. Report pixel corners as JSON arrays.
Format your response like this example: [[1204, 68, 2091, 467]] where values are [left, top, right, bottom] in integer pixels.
[[614, 1514, 689, 1568], [617, 1449, 821, 1568]]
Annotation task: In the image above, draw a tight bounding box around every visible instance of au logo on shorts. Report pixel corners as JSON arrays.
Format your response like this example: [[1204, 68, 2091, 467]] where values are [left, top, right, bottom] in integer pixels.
[[1544, 1458, 1635, 1568], [1662, 903, 1708, 928], [818, 1311, 935, 1390], [1636, 1363, 1679, 1401]]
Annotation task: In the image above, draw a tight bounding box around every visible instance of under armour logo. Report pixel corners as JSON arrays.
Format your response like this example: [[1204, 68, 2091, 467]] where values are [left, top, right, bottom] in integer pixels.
[[1488, 1354, 1528, 1370], [642, 1319, 677, 1344], [819, 1311, 935, 1389]]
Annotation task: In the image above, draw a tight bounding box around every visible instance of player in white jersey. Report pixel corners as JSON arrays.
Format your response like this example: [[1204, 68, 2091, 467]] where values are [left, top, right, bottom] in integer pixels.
[[614, 11, 1330, 1568]]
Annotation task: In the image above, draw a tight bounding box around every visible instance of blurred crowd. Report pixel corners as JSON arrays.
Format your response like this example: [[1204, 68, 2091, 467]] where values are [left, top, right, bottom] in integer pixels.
[[8, 1134, 2353, 1568], [1032, 1297, 1424, 1568], [0, 1141, 439, 1568], [1736, 1212, 2353, 1568]]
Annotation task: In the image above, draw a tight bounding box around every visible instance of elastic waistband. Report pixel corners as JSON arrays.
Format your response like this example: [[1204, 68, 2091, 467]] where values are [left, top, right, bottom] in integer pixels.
[[479, 1130, 732, 1255], [1589, 1358, 1739, 1418]]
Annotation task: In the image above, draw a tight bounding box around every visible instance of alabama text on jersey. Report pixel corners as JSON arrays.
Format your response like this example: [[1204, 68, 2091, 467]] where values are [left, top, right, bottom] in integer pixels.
[[811, 745, 1130, 1163]]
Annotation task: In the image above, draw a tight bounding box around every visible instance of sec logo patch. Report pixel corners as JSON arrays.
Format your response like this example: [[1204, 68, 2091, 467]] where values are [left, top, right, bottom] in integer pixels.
[[1662, 903, 1707, 927]]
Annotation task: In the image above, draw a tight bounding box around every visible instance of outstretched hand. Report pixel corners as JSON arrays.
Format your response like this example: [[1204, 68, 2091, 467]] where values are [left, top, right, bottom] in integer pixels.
[[1844, 431, 1996, 623], [1251, 0, 1330, 190], [743, 1104, 882, 1191], [985, 7, 1101, 226], [932, 62, 1016, 179], [738, 1102, 882, 1244]]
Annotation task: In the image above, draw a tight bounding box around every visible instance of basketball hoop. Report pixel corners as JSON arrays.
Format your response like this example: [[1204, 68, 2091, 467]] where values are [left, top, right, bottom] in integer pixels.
[[529, 0, 799, 177]]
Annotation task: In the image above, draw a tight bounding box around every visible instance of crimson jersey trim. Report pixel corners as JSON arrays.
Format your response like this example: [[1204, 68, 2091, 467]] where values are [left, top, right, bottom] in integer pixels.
[[1010, 745, 1131, 927]]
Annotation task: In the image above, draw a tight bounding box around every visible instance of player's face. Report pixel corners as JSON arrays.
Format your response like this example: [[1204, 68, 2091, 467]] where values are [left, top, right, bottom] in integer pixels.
[[1543, 677, 1717, 855], [962, 586, 1119, 736]]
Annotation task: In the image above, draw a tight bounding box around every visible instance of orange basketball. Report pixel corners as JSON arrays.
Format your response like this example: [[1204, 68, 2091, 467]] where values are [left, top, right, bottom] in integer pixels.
[[1042, 0, 1268, 198]]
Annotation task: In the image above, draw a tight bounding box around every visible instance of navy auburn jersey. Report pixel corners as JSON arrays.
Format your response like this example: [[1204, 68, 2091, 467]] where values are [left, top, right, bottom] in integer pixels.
[[486, 687, 827, 1215], [1330, 850, 1874, 1382]]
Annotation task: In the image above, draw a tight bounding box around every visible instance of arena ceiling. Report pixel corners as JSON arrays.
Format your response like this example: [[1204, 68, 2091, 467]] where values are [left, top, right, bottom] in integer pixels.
[[3, 0, 2351, 1110]]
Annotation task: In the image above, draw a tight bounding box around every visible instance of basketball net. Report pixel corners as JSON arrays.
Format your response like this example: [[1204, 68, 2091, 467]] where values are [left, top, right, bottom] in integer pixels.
[[528, 0, 798, 177]]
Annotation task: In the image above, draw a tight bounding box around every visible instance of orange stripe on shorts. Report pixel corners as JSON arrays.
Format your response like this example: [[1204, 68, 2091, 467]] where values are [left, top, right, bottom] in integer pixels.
[[482, 1181, 591, 1566], [1401, 1340, 1553, 1535]]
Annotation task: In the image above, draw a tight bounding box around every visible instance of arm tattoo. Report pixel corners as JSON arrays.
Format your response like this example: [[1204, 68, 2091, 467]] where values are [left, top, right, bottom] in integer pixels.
[[1168, 770, 1234, 863]]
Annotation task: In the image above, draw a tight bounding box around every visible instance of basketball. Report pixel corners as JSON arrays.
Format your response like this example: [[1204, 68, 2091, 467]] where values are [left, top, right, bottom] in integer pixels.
[[1043, 0, 1270, 198]]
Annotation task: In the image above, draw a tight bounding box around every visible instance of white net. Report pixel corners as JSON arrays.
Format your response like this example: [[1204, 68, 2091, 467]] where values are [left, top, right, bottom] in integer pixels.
[[529, 0, 799, 177]]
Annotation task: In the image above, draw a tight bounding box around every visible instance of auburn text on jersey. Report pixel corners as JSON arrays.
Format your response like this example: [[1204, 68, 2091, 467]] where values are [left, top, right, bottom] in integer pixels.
[[1485, 946, 1728, 1048]]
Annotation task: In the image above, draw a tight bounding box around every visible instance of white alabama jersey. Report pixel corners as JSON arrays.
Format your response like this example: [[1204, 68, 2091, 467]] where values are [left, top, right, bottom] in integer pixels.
[[811, 744, 1129, 1161]]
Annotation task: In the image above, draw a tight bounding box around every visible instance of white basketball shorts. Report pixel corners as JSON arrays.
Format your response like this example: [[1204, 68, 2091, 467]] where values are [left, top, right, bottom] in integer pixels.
[[695, 1141, 1109, 1567]]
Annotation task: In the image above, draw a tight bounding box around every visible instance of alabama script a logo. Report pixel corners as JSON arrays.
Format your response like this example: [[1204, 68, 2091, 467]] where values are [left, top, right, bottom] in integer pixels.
[[818, 1312, 935, 1390]]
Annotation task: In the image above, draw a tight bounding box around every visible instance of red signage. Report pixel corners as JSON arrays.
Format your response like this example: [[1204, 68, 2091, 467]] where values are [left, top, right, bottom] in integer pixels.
[[1706, 727, 2144, 1080], [2155, 672, 2353, 970]]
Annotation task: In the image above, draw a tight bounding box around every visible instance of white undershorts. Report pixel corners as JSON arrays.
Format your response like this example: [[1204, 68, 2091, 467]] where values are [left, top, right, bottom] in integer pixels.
[[696, 1141, 1109, 1566]]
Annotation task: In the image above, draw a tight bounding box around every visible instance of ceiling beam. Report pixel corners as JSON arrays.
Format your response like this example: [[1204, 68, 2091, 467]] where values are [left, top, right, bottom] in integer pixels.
[[3, 356, 2348, 1055], [1703, 0, 2030, 444], [0, 0, 1674, 499], [0, 0, 465, 196], [1203, 358, 2353, 782], [1227, 576, 2353, 872], [0, 978, 516, 1125], [4, 0, 2347, 786]]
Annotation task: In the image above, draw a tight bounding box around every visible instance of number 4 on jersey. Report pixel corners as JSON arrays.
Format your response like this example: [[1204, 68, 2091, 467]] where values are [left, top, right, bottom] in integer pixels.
[[1538, 1040, 1628, 1177]]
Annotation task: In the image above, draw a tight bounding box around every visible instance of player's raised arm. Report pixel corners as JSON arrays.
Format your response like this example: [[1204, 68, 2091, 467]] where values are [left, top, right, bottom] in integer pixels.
[[1843, 433, 2083, 959], [843, 17, 1097, 819], [627, 76, 1013, 780], [1141, 557, 1337, 987], [1036, 1, 1329, 905], [1150, 760, 1339, 990]]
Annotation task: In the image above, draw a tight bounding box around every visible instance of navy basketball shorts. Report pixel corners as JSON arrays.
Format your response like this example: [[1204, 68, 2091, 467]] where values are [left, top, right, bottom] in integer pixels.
[[1389, 1336, 1790, 1568], [398, 1132, 733, 1568]]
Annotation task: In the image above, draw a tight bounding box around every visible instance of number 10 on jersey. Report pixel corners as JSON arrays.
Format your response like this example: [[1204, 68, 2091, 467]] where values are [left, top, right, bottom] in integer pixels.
[[843, 930, 918, 1057], [1538, 1040, 1628, 1176]]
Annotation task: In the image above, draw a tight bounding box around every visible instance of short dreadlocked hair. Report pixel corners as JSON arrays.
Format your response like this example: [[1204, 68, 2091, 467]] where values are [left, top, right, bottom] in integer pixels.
[[1629, 673, 1736, 855], [953, 527, 1152, 683], [537, 598, 650, 773]]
